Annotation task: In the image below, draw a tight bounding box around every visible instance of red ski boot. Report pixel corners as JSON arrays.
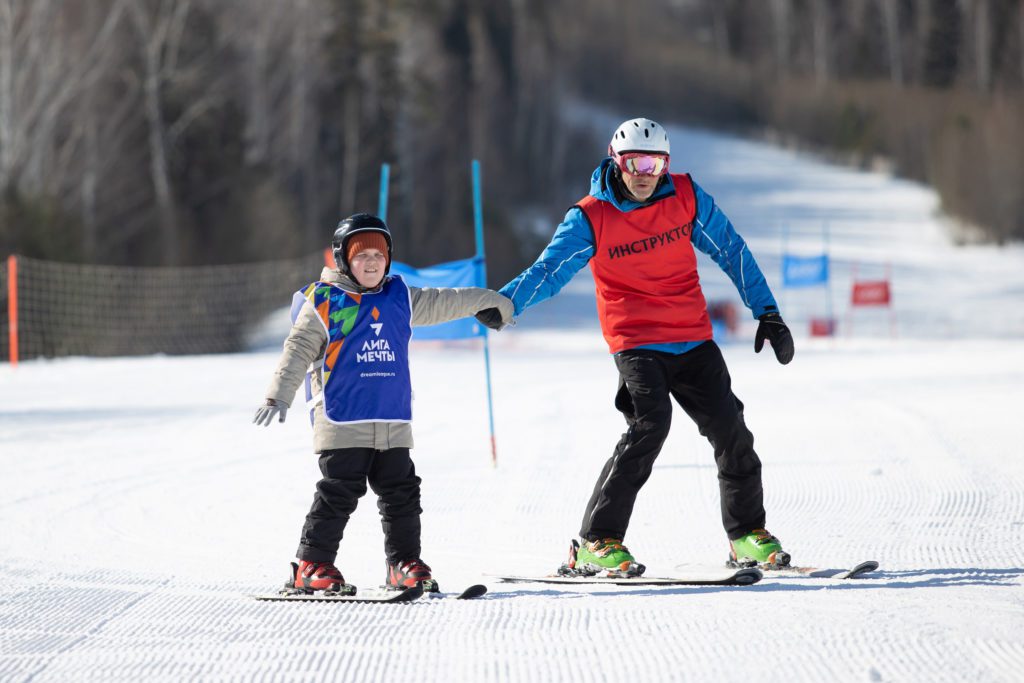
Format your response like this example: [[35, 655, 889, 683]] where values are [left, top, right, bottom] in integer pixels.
[[289, 560, 354, 595], [386, 558, 438, 593]]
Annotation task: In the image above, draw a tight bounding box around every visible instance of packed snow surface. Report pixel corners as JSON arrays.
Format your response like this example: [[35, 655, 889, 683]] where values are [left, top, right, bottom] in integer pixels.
[[3, 123, 1024, 682]]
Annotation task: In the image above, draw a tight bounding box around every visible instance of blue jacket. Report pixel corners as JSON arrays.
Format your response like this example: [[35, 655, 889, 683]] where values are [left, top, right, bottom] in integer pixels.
[[499, 159, 779, 332]]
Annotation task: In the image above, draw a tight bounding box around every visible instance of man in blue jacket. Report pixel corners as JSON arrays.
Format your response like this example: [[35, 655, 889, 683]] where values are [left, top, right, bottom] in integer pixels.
[[480, 118, 795, 576]]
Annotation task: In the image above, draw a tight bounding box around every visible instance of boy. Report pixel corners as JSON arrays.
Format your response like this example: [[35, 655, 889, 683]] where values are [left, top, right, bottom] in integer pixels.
[[254, 213, 513, 593]]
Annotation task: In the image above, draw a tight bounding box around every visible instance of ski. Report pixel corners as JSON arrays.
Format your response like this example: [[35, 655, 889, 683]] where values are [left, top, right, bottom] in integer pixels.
[[253, 583, 424, 603], [490, 566, 762, 587]]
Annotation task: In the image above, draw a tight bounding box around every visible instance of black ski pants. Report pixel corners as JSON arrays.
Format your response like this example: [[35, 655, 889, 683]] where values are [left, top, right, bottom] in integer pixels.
[[580, 341, 766, 542], [296, 447, 422, 564]]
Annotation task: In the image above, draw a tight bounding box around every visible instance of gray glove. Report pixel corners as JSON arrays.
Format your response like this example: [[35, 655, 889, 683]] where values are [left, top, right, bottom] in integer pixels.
[[253, 398, 289, 426]]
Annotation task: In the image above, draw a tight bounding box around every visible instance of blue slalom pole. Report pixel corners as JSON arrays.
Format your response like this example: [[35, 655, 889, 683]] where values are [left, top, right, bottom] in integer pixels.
[[378, 163, 390, 222], [780, 220, 789, 316], [824, 221, 833, 334], [471, 159, 498, 467]]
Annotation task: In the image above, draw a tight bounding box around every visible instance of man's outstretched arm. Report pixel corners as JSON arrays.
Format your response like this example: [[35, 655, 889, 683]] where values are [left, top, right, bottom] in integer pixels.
[[499, 207, 595, 317]]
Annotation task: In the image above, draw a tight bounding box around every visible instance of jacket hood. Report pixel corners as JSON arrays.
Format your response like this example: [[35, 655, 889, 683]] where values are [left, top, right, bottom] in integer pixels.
[[589, 158, 675, 213]]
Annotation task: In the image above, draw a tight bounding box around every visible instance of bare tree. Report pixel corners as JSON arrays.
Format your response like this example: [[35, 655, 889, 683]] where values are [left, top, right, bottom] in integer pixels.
[[235, 0, 289, 166], [0, 0, 127, 195], [338, 1, 361, 220], [512, 0, 562, 190], [127, 0, 194, 265], [709, 0, 730, 59], [971, 0, 992, 90], [878, 0, 904, 85], [467, 4, 490, 163], [769, 0, 791, 76], [908, 0, 931, 84], [810, 0, 830, 86], [128, 0, 227, 265], [1020, 0, 1024, 87], [0, 0, 14, 190]]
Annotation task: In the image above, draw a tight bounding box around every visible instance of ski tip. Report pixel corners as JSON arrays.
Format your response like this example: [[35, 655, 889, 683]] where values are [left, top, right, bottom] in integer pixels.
[[733, 567, 764, 585], [456, 584, 488, 600], [837, 560, 880, 579]]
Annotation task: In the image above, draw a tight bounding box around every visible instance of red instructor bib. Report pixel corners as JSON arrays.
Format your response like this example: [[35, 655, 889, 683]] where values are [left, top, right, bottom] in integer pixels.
[[578, 173, 713, 353]]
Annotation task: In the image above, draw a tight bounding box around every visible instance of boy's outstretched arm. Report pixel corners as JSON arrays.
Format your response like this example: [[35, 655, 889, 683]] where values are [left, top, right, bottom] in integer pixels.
[[410, 287, 513, 328], [255, 303, 327, 426]]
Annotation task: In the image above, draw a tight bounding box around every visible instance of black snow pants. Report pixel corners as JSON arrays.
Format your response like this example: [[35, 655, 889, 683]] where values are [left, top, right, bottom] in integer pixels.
[[296, 447, 422, 564], [579, 341, 766, 542]]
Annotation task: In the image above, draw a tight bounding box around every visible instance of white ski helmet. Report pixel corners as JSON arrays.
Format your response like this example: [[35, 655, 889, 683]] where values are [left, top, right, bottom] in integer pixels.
[[608, 118, 671, 156]]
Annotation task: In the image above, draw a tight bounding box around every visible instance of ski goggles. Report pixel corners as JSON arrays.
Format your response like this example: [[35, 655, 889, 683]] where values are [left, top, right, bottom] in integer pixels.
[[614, 152, 670, 177]]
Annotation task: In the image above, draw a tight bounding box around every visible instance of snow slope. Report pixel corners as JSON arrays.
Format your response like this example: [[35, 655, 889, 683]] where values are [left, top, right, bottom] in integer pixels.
[[2, 123, 1024, 683]]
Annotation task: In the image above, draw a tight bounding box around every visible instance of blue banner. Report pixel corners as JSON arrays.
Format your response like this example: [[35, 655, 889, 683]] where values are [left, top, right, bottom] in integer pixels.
[[782, 254, 829, 288], [390, 257, 486, 340]]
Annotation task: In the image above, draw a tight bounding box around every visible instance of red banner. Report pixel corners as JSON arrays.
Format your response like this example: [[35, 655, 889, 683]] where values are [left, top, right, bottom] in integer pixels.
[[810, 317, 836, 336], [851, 280, 891, 306]]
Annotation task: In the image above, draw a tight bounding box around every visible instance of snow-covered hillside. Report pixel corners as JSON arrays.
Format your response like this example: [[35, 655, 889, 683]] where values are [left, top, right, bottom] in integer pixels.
[[2, 123, 1023, 682]]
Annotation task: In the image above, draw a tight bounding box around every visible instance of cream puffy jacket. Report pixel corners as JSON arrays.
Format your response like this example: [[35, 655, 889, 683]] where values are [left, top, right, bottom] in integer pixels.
[[265, 267, 513, 452]]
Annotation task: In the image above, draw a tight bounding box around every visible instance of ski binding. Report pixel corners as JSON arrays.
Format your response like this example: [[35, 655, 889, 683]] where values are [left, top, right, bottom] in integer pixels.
[[253, 583, 423, 603]]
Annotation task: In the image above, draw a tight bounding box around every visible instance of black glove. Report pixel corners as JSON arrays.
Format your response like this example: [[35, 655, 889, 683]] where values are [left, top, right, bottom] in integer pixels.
[[475, 307, 506, 331], [754, 312, 794, 365]]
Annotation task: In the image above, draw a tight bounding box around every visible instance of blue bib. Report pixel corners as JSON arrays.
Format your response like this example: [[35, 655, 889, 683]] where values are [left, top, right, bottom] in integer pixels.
[[294, 276, 413, 424]]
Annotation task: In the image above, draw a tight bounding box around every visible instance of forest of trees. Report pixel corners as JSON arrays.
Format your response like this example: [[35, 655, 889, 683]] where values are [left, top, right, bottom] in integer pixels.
[[1, 0, 1021, 285]]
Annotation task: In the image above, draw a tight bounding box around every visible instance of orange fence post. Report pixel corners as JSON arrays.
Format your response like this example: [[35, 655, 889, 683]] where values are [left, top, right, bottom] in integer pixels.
[[7, 255, 17, 367]]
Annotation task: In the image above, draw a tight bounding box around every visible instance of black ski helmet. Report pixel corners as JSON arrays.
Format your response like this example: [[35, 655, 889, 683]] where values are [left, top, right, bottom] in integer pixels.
[[331, 213, 394, 276]]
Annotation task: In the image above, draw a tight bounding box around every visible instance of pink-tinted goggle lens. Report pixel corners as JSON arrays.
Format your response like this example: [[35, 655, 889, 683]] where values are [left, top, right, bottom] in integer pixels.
[[619, 153, 669, 176]]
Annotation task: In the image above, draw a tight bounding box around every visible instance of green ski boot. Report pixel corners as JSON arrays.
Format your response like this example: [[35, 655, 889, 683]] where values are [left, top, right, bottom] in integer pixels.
[[569, 538, 646, 578], [729, 529, 791, 568]]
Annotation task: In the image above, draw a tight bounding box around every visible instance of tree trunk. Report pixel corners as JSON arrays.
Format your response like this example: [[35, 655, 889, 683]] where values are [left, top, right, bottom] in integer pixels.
[[769, 0, 790, 76], [244, 7, 273, 165], [913, 0, 931, 84], [142, 57, 179, 266], [130, 1, 190, 266], [1020, 0, 1024, 88], [973, 0, 991, 91], [334, 0, 369, 224], [710, 1, 730, 59], [339, 88, 360, 218], [285, 0, 320, 250], [81, 97, 98, 261], [467, 5, 488, 164], [0, 0, 13, 189], [879, 0, 904, 85], [810, 0, 830, 86]]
